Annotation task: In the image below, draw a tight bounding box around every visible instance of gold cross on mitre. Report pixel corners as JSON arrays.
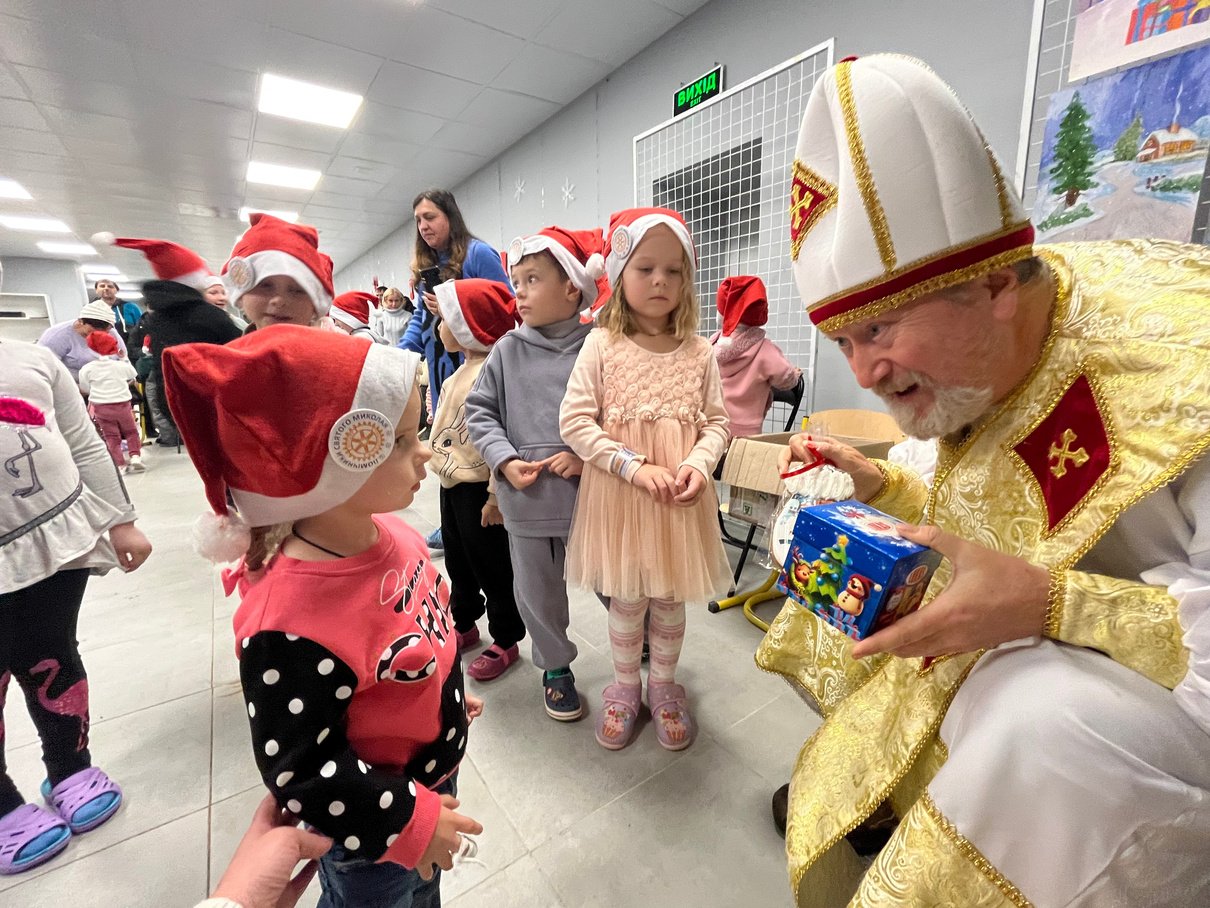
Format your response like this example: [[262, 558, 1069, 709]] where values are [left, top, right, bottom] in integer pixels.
[[1048, 428, 1089, 478]]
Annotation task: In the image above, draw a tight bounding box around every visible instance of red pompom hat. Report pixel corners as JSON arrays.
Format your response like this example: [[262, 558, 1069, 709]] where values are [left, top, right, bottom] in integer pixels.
[[86, 331, 120, 356], [90, 233, 213, 292], [331, 291, 378, 332], [601, 207, 697, 289], [506, 226, 607, 312], [222, 214, 335, 316], [434, 279, 518, 353], [161, 326, 420, 561], [715, 275, 769, 347]]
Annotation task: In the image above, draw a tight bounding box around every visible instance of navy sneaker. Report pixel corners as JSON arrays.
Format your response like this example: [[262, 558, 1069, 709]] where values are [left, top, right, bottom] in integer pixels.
[[425, 526, 444, 558], [543, 669, 582, 721]]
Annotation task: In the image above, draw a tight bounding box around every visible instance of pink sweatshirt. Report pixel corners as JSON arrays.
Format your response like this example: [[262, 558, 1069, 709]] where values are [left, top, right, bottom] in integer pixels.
[[710, 327, 801, 437]]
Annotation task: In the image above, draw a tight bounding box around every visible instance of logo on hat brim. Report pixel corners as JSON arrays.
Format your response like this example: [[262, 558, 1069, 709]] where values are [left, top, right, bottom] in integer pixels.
[[610, 226, 631, 260], [329, 409, 394, 472], [507, 237, 525, 269], [226, 256, 256, 292]]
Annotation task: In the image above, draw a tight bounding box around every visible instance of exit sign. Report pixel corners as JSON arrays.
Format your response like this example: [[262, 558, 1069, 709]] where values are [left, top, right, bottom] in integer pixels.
[[674, 65, 724, 116]]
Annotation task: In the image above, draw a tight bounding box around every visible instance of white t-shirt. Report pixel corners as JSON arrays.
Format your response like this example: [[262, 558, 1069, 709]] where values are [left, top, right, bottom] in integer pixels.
[[78, 356, 137, 404]]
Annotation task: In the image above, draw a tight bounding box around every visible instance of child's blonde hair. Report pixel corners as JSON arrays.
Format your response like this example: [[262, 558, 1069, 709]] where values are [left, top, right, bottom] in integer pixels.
[[595, 246, 698, 341]]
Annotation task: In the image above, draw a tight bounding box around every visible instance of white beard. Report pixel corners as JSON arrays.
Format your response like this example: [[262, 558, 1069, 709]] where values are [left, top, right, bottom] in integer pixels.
[[879, 376, 994, 440]]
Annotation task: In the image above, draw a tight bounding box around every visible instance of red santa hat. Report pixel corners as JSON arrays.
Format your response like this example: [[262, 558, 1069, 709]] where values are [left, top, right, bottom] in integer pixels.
[[602, 207, 697, 289], [331, 291, 377, 331], [846, 574, 880, 598], [161, 326, 420, 562], [90, 233, 213, 292], [715, 275, 769, 347], [86, 331, 120, 356], [435, 279, 518, 353], [222, 214, 334, 316], [506, 226, 606, 311]]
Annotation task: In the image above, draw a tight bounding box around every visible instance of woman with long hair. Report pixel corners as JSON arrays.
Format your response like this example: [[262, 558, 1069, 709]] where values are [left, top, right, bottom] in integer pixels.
[[398, 189, 510, 554]]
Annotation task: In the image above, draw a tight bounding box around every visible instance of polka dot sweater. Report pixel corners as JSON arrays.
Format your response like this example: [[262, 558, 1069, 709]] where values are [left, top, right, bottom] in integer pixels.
[[230, 515, 467, 868]]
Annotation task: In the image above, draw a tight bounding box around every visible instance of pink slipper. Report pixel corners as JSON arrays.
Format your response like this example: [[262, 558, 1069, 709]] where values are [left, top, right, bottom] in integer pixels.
[[647, 682, 696, 751], [595, 683, 642, 750], [467, 643, 519, 682], [456, 626, 481, 651]]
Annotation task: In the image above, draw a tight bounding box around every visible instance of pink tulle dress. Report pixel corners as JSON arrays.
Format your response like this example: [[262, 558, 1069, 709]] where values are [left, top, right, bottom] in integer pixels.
[[559, 330, 732, 603]]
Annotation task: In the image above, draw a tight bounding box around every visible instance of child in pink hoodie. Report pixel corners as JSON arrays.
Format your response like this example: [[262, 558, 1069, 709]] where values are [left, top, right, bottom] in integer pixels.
[[710, 276, 801, 437]]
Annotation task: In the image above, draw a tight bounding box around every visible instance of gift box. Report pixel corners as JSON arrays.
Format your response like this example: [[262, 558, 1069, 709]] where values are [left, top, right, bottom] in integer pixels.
[[776, 500, 941, 640]]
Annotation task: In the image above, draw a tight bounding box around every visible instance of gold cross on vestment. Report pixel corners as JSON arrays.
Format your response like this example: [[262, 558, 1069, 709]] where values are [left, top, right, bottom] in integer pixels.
[[1048, 428, 1089, 478]]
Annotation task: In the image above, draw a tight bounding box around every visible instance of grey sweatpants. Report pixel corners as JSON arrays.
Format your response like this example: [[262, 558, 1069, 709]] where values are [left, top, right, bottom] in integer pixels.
[[508, 534, 577, 671]]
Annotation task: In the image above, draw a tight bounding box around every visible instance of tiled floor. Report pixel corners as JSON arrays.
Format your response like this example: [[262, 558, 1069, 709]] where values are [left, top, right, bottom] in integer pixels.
[[1, 448, 819, 908]]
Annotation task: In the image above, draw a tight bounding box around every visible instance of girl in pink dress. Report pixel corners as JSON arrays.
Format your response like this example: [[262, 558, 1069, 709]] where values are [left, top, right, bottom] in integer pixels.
[[560, 208, 731, 752]]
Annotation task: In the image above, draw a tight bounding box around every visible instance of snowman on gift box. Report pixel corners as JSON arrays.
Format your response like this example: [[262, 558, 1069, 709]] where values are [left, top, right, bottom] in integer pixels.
[[831, 573, 881, 638]]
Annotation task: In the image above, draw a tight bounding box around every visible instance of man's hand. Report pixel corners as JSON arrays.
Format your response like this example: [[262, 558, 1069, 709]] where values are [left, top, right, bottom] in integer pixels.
[[542, 452, 583, 479], [416, 796, 484, 880], [211, 794, 333, 908], [466, 694, 484, 724], [480, 501, 503, 527], [500, 459, 543, 490], [777, 434, 884, 502], [634, 463, 678, 504], [672, 465, 707, 506], [850, 524, 1051, 660], [108, 522, 152, 572], [423, 291, 440, 316]]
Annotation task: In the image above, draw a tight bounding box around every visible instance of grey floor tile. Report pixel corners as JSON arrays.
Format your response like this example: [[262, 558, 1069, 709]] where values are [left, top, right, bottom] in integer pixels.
[[447, 855, 566, 908], [0, 689, 212, 893], [531, 738, 795, 908], [0, 808, 210, 908], [708, 691, 822, 787], [210, 685, 262, 803]]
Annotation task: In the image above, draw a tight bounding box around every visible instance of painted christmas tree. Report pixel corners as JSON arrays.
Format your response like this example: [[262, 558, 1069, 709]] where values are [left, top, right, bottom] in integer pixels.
[[1050, 92, 1098, 208], [805, 533, 850, 609], [1112, 114, 1143, 163]]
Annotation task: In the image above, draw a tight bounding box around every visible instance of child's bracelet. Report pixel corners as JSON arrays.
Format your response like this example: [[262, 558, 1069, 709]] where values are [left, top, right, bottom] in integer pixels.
[[609, 447, 646, 481]]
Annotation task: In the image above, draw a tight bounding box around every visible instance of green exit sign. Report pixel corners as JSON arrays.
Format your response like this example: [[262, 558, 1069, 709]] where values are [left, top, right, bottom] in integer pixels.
[[674, 65, 724, 116]]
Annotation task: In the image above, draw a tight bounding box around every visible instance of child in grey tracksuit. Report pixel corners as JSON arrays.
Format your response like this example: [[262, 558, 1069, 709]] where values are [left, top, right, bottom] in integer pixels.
[[465, 228, 604, 722]]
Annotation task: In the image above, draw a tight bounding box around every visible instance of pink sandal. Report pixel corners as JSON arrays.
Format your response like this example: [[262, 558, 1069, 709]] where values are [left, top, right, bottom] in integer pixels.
[[43, 767, 123, 834], [595, 683, 642, 750], [0, 803, 71, 875], [647, 682, 696, 751], [467, 643, 519, 682]]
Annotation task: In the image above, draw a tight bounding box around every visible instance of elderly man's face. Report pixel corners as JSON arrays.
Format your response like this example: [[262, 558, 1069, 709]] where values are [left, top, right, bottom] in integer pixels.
[[826, 289, 1005, 439]]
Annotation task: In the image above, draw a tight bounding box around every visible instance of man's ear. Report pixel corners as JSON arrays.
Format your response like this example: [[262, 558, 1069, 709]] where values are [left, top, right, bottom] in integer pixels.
[[986, 266, 1021, 321]]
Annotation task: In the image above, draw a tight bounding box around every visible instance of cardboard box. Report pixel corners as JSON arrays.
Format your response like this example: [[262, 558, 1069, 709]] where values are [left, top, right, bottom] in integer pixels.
[[776, 500, 942, 640], [721, 432, 894, 527]]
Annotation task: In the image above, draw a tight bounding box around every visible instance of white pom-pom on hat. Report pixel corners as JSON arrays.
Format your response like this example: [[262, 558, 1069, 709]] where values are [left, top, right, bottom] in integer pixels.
[[716, 333, 733, 347], [192, 511, 252, 564], [90, 231, 116, 247], [584, 252, 605, 281]]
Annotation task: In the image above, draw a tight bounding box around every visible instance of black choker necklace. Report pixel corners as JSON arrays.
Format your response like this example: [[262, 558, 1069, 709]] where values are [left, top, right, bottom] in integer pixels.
[[291, 525, 346, 558]]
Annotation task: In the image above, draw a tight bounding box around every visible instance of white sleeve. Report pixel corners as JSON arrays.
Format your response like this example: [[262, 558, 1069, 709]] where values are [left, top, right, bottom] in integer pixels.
[[1138, 455, 1210, 735]]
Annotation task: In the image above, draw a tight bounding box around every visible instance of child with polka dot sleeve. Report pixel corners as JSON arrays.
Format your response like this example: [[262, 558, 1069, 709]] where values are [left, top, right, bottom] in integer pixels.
[[161, 325, 483, 904]]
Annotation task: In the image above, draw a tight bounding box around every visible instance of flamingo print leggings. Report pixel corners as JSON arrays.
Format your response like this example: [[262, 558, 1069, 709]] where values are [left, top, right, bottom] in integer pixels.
[[0, 569, 92, 817]]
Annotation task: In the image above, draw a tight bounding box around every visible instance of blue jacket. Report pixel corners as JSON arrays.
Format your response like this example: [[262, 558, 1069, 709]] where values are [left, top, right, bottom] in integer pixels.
[[109, 299, 144, 337], [398, 238, 509, 413]]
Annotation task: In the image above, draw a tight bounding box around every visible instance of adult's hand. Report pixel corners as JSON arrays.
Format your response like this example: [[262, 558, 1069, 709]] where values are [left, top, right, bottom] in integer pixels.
[[850, 524, 1050, 660], [423, 291, 440, 316], [109, 522, 152, 572], [777, 435, 884, 502], [210, 794, 332, 908]]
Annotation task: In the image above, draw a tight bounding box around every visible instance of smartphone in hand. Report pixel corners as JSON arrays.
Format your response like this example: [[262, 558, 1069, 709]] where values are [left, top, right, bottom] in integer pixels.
[[419, 267, 443, 291]]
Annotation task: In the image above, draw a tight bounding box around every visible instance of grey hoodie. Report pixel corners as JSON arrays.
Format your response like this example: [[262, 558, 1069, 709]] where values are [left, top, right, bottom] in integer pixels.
[[465, 314, 593, 538]]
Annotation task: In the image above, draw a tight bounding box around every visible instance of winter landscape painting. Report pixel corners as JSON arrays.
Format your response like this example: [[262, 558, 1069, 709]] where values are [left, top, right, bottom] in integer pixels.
[[1036, 45, 1210, 242]]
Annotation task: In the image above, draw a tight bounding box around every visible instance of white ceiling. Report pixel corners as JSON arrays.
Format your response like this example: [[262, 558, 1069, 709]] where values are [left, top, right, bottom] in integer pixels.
[[0, 0, 709, 282]]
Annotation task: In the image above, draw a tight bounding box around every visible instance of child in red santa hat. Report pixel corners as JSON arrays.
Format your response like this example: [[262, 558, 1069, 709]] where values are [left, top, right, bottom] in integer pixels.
[[219, 214, 336, 332], [431, 279, 526, 682], [710, 275, 801, 438], [331, 291, 389, 344], [161, 326, 483, 902], [79, 331, 143, 472]]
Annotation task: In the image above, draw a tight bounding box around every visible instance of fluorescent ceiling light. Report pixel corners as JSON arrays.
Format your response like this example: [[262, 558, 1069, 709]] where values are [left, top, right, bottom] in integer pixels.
[[84, 264, 123, 275], [239, 206, 300, 223], [259, 73, 363, 129], [0, 179, 32, 200], [37, 241, 97, 255], [1, 215, 71, 232], [246, 161, 321, 191]]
